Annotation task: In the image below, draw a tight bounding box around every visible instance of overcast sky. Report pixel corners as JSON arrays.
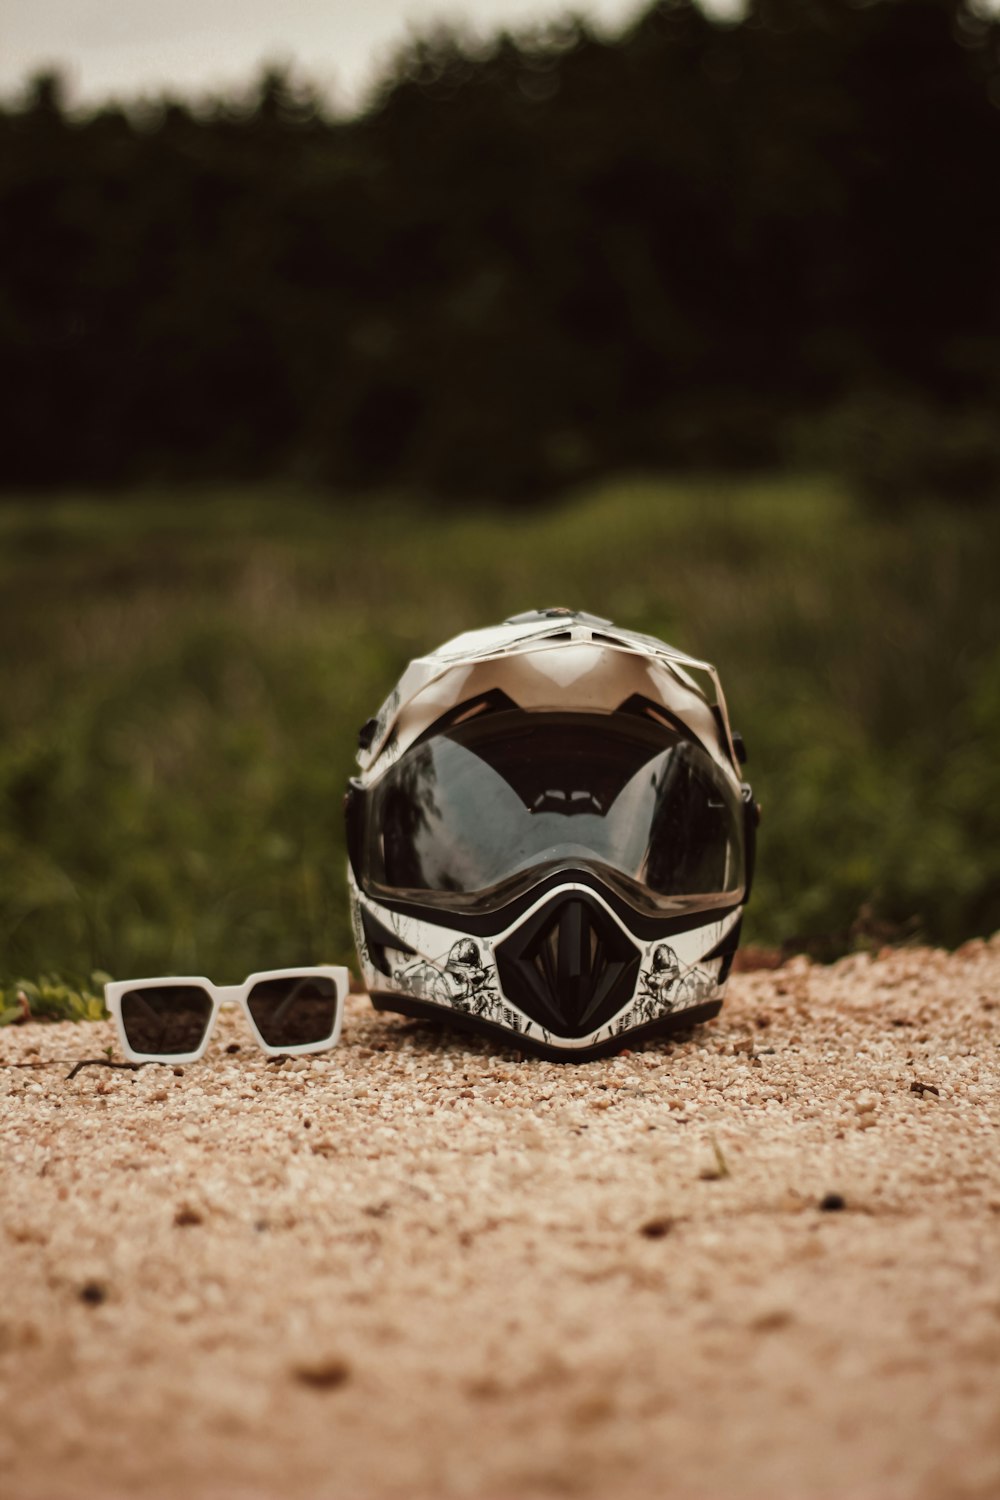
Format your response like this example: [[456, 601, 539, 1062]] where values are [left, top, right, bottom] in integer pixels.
[[1, 0, 741, 110]]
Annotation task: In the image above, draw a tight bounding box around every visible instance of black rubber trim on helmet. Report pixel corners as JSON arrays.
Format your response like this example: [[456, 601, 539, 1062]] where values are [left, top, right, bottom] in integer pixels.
[[616, 691, 704, 748], [369, 990, 723, 1063], [360, 872, 743, 943], [741, 783, 757, 904], [703, 915, 743, 985], [360, 905, 417, 977], [409, 687, 519, 754], [344, 777, 365, 880]]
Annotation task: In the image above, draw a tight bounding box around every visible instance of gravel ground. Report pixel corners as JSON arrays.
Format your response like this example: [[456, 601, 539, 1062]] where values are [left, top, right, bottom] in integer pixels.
[[1, 940, 999, 1500]]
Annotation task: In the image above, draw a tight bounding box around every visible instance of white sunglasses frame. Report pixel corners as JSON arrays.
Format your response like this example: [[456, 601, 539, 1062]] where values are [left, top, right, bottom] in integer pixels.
[[104, 966, 349, 1063]]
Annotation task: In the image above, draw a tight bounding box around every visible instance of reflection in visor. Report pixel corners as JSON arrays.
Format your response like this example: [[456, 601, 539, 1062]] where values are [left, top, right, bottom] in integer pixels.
[[362, 708, 744, 916]]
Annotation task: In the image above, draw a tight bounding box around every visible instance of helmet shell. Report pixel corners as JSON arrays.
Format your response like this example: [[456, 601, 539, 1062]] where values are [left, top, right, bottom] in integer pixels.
[[347, 609, 756, 1060], [356, 607, 740, 783]]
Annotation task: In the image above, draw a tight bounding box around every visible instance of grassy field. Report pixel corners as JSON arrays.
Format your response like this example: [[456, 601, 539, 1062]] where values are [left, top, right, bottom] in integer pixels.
[[2, 475, 998, 997]]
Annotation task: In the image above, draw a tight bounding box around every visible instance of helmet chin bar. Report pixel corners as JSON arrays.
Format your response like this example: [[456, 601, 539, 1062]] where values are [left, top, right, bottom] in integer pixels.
[[348, 866, 743, 1061]]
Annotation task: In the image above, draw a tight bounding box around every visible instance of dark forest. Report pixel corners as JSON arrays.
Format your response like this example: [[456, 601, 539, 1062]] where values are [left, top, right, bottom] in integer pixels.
[[2, 0, 999, 502]]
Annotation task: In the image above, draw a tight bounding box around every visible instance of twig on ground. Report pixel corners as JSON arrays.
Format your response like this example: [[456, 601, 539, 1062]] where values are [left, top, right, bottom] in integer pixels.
[[65, 1058, 154, 1081]]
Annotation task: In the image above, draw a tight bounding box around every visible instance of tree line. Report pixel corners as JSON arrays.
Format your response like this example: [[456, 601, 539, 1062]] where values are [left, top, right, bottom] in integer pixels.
[[2, 0, 999, 502]]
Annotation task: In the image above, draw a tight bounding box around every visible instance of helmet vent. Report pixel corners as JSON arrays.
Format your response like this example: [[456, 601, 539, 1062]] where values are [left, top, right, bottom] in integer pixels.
[[495, 892, 641, 1038]]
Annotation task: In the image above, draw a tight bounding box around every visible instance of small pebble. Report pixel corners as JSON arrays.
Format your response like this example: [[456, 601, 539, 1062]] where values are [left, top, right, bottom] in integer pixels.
[[292, 1358, 351, 1391]]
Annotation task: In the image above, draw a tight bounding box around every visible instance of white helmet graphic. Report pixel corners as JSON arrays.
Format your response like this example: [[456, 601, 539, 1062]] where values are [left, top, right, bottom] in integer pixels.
[[345, 608, 757, 1060]]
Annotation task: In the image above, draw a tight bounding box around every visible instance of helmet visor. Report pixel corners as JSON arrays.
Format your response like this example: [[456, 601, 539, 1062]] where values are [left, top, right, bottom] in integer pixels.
[[361, 707, 745, 917]]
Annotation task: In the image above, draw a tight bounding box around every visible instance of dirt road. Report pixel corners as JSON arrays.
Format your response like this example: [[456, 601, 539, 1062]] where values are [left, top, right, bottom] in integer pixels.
[[2, 941, 998, 1500]]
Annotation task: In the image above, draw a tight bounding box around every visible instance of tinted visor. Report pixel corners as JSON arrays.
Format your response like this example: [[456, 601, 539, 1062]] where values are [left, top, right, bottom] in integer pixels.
[[361, 707, 744, 916]]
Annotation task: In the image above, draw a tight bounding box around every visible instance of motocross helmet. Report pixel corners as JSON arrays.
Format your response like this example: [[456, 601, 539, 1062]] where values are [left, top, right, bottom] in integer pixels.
[[345, 608, 757, 1061]]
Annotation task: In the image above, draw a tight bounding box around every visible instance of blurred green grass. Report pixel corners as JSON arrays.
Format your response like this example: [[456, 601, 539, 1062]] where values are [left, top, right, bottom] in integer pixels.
[[2, 474, 998, 994]]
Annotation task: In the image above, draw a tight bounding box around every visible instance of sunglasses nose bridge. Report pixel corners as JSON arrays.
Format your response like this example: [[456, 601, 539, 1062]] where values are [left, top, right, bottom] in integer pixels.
[[215, 984, 243, 1005]]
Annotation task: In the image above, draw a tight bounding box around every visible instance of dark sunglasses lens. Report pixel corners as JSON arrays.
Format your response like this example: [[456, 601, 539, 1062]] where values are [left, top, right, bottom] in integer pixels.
[[247, 976, 338, 1049], [120, 985, 213, 1056]]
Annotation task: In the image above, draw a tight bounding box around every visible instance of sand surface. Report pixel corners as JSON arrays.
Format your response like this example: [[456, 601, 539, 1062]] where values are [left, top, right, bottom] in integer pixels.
[[1, 941, 999, 1500]]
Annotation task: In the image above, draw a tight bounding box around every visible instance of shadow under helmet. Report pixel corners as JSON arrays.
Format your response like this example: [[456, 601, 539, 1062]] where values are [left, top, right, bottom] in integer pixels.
[[345, 608, 758, 1061]]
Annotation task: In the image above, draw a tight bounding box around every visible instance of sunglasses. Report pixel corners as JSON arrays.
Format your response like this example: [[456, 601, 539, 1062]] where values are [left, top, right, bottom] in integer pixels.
[[104, 967, 348, 1063]]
